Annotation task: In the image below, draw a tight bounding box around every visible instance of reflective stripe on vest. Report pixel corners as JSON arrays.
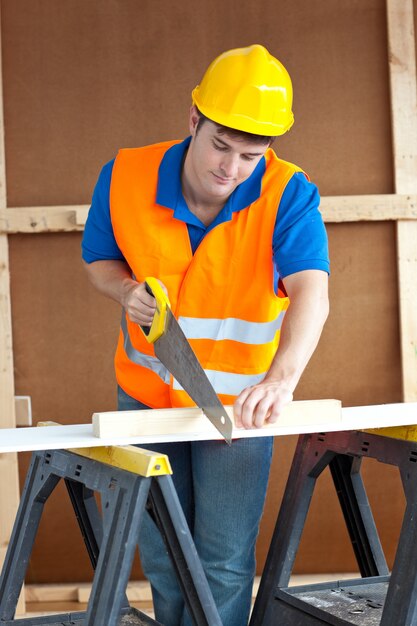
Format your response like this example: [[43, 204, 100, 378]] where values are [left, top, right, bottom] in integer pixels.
[[178, 312, 286, 344], [121, 313, 170, 384], [120, 312, 285, 395], [172, 369, 264, 396]]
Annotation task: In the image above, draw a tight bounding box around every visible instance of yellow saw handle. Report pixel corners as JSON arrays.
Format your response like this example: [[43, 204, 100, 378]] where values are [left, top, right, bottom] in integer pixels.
[[140, 277, 171, 343]]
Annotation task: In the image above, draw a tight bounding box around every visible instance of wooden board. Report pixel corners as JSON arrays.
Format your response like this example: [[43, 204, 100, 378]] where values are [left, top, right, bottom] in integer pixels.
[[93, 401, 417, 442], [1, 401, 417, 454], [93, 400, 341, 440], [14, 395, 32, 427]]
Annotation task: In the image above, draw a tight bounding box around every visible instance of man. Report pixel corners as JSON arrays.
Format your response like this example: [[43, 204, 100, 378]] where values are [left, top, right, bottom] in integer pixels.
[[82, 44, 329, 626]]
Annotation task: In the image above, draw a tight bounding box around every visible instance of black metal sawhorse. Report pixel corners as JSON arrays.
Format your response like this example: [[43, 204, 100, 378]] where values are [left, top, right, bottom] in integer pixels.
[[0, 443, 222, 626], [250, 428, 417, 626]]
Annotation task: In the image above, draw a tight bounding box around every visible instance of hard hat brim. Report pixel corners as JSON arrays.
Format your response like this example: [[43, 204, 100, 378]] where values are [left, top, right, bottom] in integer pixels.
[[192, 87, 294, 137]]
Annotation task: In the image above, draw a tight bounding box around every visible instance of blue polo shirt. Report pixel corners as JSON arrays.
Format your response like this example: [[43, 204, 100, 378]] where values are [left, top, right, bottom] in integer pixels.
[[82, 137, 329, 281]]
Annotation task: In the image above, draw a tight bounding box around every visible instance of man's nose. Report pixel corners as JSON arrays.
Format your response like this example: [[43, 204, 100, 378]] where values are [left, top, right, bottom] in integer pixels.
[[219, 153, 238, 178]]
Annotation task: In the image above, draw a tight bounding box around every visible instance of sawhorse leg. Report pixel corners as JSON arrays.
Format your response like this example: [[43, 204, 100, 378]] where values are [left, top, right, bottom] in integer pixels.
[[147, 476, 223, 626], [379, 470, 417, 626], [84, 469, 151, 625], [329, 454, 388, 577], [64, 479, 103, 567], [250, 431, 388, 626], [0, 452, 61, 618], [249, 434, 321, 624], [0, 446, 222, 626]]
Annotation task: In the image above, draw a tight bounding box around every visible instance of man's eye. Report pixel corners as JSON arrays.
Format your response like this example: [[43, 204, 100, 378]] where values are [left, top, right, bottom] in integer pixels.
[[242, 155, 255, 162], [213, 143, 227, 151]]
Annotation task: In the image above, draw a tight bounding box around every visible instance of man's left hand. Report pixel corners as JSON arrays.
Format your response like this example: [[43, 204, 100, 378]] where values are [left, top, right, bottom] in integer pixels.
[[233, 381, 293, 429]]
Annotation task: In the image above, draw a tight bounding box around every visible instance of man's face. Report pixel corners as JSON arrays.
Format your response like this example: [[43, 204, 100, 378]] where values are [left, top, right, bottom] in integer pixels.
[[184, 108, 270, 204]]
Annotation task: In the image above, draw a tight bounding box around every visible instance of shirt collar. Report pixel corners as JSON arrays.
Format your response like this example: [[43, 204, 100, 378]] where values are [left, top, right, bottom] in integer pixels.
[[156, 136, 265, 221]]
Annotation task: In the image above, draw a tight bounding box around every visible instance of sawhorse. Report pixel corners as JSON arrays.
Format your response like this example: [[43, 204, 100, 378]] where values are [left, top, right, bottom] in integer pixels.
[[250, 427, 417, 626], [0, 440, 222, 626]]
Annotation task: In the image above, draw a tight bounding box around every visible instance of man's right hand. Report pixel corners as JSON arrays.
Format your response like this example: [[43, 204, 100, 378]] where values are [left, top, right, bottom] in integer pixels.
[[121, 281, 155, 326], [122, 279, 168, 327], [82, 260, 168, 328]]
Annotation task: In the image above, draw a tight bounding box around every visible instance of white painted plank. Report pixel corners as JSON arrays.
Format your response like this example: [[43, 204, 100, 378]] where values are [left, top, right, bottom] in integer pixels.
[[0, 402, 417, 453], [0, 423, 95, 453]]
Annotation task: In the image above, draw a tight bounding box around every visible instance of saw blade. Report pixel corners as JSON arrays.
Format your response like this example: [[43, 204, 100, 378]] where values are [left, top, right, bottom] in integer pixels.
[[154, 310, 233, 445]]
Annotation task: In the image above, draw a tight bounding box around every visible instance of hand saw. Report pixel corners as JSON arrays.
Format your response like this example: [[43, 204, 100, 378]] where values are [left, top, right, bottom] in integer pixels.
[[140, 277, 233, 445]]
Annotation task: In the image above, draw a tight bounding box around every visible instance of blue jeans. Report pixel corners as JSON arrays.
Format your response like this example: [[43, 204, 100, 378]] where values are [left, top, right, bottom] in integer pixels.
[[118, 386, 274, 626]]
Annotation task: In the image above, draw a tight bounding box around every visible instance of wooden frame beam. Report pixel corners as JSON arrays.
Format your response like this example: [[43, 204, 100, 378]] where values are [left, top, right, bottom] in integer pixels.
[[0, 194, 417, 234], [0, 206, 87, 233], [0, 6, 24, 613], [387, 0, 417, 401]]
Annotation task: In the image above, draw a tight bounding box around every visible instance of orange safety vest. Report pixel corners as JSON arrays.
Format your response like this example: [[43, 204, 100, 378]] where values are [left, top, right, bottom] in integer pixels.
[[110, 140, 304, 408]]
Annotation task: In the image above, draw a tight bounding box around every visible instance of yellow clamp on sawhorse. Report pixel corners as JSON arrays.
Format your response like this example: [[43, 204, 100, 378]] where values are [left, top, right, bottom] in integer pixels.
[[0, 423, 222, 626], [365, 423, 417, 442], [38, 420, 173, 477]]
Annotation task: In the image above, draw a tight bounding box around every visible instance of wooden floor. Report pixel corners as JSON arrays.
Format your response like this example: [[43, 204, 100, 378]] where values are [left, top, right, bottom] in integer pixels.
[[23, 574, 358, 619]]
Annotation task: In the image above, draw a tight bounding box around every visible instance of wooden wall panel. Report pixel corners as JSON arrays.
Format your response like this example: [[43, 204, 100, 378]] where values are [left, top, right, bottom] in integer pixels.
[[0, 0, 407, 581], [296, 221, 402, 406], [9, 233, 120, 424], [1, 0, 392, 207]]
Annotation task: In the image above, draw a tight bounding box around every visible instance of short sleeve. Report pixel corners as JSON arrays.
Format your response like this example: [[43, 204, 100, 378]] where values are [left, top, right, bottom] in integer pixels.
[[81, 159, 125, 264], [273, 172, 329, 278]]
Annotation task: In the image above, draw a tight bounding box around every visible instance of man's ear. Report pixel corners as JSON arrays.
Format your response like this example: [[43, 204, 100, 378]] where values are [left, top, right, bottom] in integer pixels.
[[189, 105, 200, 136]]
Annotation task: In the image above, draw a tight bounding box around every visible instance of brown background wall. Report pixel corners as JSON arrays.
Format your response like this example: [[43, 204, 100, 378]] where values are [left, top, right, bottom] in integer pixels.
[[1, 0, 409, 582]]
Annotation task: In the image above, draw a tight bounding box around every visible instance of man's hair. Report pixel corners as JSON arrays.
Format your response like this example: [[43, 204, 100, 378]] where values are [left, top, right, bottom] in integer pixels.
[[195, 108, 275, 145]]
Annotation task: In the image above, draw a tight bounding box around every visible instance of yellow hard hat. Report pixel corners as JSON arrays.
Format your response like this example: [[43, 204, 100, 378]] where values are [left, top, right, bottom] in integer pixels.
[[192, 44, 294, 137]]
